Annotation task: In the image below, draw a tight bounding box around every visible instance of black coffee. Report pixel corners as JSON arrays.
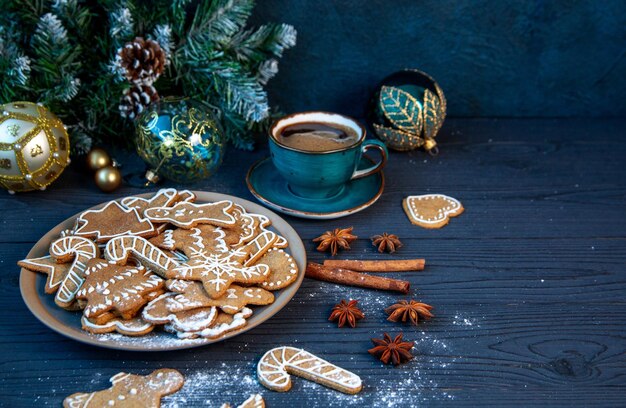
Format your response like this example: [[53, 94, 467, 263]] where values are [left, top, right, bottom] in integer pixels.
[[278, 122, 359, 152]]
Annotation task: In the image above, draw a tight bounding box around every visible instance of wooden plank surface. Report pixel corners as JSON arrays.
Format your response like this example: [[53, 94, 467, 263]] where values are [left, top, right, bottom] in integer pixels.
[[1, 118, 625, 407]]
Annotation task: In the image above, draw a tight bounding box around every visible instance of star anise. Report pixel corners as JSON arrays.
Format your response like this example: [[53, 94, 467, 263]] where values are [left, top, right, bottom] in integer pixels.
[[328, 299, 365, 328], [371, 233, 403, 253], [313, 227, 357, 256], [385, 300, 434, 326], [368, 333, 414, 365]]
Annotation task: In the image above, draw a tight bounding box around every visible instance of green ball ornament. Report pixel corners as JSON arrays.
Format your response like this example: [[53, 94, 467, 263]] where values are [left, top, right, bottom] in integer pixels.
[[368, 69, 446, 154], [0, 101, 70, 193], [135, 98, 225, 183]]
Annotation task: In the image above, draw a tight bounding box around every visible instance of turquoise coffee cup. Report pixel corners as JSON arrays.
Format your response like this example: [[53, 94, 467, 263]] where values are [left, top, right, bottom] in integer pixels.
[[269, 111, 388, 199]]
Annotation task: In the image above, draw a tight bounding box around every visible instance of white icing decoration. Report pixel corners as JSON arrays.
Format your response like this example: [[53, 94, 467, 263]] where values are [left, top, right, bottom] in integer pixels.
[[172, 245, 269, 295]]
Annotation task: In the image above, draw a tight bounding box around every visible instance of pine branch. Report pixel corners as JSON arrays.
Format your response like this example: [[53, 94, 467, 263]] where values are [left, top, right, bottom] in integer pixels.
[[213, 64, 269, 122], [31, 13, 82, 105], [187, 0, 254, 46], [0, 23, 32, 101], [227, 23, 296, 63]]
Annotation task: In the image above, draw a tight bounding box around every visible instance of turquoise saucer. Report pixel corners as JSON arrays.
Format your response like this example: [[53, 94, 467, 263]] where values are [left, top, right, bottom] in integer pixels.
[[246, 157, 384, 219]]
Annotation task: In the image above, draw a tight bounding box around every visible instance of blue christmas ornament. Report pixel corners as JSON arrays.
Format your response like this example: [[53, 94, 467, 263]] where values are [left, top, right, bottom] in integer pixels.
[[135, 98, 225, 183]]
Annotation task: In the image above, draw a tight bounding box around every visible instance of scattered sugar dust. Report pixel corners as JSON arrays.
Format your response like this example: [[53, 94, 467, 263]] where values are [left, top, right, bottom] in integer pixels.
[[452, 314, 480, 327], [162, 365, 260, 408]]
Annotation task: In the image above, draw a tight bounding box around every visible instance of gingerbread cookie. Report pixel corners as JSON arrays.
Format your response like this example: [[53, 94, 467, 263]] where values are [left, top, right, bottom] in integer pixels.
[[120, 188, 180, 216], [50, 236, 100, 309], [142, 293, 218, 332], [257, 347, 362, 394], [144, 200, 237, 229], [240, 231, 278, 266], [255, 248, 298, 291], [403, 194, 464, 229], [63, 369, 184, 408], [177, 189, 196, 203], [221, 394, 265, 408], [149, 226, 225, 258], [169, 243, 269, 299], [74, 201, 157, 243], [249, 214, 288, 248], [166, 307, 253, 339], [77, 259, 164, 319], [81, 315, 155, 336], [18, 255, 71, 294], [166, 280, 274, 314], [224, 204, 257, 247], [105, 235, 180, 278]]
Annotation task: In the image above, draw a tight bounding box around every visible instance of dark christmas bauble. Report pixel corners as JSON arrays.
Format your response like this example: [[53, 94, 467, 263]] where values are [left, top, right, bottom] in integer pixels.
[[134, 98, 225, 183], [368, 69, 446, 154]]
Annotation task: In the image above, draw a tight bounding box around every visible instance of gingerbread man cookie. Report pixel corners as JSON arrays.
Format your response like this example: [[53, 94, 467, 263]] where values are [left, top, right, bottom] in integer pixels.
[[63, 369, 184, 408], [74, 201, 157, 243], [402, 194, 464, 229], [144, 200, 237, 229]]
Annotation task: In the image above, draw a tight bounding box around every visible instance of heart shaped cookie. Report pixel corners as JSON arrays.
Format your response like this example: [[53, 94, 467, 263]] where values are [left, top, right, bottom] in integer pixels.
[[403, 194, 464, 229]]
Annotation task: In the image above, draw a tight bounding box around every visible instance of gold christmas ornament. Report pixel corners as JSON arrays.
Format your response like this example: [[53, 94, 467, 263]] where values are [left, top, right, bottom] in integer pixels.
[[86, 148, 111, 171], [95, 165, 122, 192], [0, 101, 71, 193]]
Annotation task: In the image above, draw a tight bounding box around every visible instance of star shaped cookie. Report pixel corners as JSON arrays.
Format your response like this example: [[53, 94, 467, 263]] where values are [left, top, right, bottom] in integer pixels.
[[74, 201, 157, 243]]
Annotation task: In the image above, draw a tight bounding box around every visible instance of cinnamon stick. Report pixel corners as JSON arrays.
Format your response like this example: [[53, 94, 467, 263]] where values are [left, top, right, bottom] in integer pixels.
[[306, 262, 410, 294], [323, 259, 425, 272]]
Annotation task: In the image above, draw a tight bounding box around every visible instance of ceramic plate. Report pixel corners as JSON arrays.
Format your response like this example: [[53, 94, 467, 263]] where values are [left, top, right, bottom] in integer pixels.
[[19, 191, 306, 351], [246, 157, 384, 219]]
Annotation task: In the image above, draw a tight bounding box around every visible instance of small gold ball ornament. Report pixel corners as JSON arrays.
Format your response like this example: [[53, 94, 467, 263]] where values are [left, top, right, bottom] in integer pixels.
[[86, 148, 111, 171], [0, 101, 71, 193], [95, 165, 122, 192]]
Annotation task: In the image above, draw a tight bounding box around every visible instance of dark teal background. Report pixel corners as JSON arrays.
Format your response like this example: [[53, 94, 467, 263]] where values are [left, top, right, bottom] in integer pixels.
[[251, 0, 626, 117]]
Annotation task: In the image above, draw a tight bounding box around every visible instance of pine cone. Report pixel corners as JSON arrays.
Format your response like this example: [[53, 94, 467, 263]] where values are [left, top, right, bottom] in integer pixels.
[[117, 37, 166, 84], [119, 83, 159, 120]]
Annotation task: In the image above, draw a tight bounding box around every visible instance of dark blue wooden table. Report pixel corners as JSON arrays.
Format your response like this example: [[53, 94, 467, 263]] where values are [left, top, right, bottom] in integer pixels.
[[2, 118, 625, 406]]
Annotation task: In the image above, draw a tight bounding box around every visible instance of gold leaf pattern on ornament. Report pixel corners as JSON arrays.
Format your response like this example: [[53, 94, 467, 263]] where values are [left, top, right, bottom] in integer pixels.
[[7, 124, 20, 137]]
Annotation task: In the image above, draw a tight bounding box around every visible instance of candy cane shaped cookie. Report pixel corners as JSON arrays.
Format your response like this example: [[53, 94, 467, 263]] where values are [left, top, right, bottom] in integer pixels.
[[105, 236, 179, 278], [241, 231, 277, 266], [51, 236, 99, 308], [257, 347, 362, 394]]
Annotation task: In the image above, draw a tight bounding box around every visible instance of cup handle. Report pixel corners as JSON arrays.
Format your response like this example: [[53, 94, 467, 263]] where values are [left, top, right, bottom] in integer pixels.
[[351, 139, 388, 180]]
